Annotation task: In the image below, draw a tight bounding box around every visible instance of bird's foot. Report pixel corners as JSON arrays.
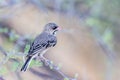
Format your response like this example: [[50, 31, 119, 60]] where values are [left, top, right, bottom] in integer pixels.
[[39, 56, 51, 66], [45, 59, 51, 66]]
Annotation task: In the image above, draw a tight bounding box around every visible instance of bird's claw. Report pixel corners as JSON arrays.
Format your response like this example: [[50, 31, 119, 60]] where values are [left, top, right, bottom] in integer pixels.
[[44, 59, 52, 66], [39, 56, 51, 66]]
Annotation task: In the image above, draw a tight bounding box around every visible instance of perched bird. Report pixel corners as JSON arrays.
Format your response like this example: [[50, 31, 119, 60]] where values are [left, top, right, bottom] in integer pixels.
[[21, 23, 60, 71]]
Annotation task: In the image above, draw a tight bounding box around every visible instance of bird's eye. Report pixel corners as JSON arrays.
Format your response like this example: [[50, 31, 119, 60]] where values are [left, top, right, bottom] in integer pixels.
[[52, 26, 58, 30]]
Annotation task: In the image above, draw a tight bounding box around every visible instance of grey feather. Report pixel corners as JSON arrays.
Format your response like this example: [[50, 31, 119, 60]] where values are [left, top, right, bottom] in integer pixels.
[[27, 32, 57, 57], [21, 23, 59, 71]]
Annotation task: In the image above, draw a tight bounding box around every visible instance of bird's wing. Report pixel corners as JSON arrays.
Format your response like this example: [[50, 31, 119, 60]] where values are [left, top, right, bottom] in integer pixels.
[[27, 33, 48, 56], [27, 33, 57, 57]]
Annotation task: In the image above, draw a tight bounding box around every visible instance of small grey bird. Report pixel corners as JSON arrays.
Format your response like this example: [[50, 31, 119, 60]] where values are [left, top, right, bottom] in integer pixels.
[[21, 23, 60, 71]]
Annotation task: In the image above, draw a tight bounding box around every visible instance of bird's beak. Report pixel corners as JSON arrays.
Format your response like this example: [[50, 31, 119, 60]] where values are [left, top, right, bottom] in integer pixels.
[[57, 26, 61, 31]]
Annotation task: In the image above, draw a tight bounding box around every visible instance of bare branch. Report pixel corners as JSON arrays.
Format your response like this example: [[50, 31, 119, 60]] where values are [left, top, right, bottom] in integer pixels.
[[39, 57, 77, 80]]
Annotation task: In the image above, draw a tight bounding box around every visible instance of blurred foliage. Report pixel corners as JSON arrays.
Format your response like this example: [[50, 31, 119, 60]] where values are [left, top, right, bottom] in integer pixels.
[[29, 59, 43, 67], [24, 44, 30, 53], [83, 0, 120, 50], [0, 27, 8, 33], [0, 67, 8, 75], [11, 61, 20, 71], [64, 77, 69, 80], [44, 0, 120, 51], [40, 0, 120, 49]]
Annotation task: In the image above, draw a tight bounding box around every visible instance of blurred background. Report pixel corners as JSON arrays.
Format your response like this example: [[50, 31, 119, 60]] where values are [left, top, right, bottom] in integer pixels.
[[0, 0, 120, 80]]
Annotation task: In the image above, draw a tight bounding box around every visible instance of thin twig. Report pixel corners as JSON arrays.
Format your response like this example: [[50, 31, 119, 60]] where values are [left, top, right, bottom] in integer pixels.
[[39, 56, 76, 80]]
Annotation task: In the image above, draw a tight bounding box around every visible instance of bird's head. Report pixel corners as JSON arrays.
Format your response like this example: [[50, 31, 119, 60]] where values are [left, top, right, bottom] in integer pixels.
[[44, 23, 60, 35]]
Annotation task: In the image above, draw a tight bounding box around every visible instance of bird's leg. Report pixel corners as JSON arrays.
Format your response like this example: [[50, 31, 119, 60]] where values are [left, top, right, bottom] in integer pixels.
[[34, 56, 39, 61], [35, 53, 41, 61], [39, 54, 51, 66]]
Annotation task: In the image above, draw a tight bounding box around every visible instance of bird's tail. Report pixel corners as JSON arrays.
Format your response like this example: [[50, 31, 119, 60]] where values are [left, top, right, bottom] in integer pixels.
[[21, 56, 32, 71]]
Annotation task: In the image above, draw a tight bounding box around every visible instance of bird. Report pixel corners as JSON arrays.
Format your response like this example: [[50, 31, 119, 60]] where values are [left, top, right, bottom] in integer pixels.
[[21, 23, 60, 71]]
